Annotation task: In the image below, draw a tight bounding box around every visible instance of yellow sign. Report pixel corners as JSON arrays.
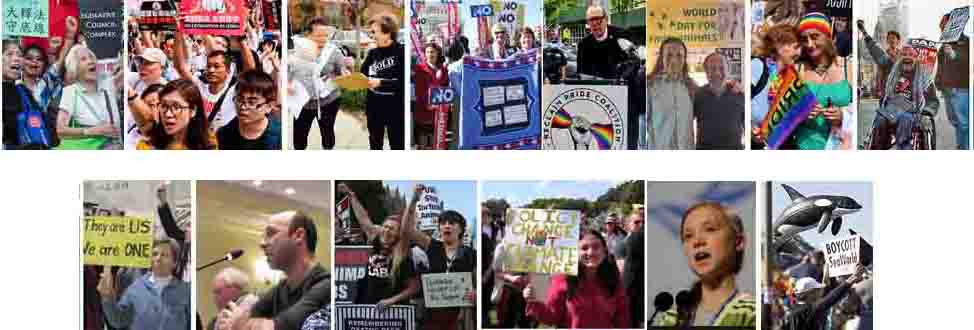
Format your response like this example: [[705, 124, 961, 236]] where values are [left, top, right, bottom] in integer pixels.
[[500, 208, 580, 275], [82, 216, 154, 268], [646, 0, 745, 70], [335, 72, 371, 91]]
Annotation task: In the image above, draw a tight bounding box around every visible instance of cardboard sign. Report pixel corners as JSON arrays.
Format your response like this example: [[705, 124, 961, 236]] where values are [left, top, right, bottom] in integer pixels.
[[500, 208, 581, 275], [823, 235, 860, 277], [178, 0, 246, 36], [2, 0, 49, 38], [421, 272, 473, 308], [941, 6, 970, 43], [78, 0, 123, 59], [459, 51, 541, 150], [541, 85, 628, 150], [335, 245, 371, 304], [136, 0, 178, 32], [416, 186, 443, 231], [82, 216, 155, 268], [336, 304, 416, 330]]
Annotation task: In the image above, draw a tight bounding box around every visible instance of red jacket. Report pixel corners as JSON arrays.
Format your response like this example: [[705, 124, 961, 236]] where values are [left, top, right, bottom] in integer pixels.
[[412, 62, 450, 126], [527, 273, 631, 328]]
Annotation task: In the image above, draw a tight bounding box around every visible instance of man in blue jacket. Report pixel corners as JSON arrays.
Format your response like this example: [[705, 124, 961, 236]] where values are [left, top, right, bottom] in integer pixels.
[[99, 238, 191, 330]]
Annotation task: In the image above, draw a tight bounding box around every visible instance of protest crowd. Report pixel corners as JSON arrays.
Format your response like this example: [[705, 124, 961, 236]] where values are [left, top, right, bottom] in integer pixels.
[[766, 250, 872, 330], [3, 0, 124, 150], [125, 0, 283, 150]]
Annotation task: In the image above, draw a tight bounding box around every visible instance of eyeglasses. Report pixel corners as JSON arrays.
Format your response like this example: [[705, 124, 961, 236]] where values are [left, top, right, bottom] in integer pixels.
[[234, 95, 267, 110], [586, 15, 606, 24], [160, 103, 193, 114]]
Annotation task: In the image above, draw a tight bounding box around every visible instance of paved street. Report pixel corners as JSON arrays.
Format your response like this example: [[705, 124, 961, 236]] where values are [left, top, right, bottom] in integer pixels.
[[287, 110, 389, 150], [857, 95, 958, 150]]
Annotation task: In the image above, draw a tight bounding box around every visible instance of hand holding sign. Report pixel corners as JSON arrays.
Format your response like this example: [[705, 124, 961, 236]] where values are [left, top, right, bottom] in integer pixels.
[[523, 283, 536, 302], [96, 267, 117, 299], [846, 264, 866, 285]]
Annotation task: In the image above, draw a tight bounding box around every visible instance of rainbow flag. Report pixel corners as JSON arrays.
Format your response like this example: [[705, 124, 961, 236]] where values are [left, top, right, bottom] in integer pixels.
[[552, 108, 573, 128], [760, 65, 818, 149], [591, 124, 614, 150]]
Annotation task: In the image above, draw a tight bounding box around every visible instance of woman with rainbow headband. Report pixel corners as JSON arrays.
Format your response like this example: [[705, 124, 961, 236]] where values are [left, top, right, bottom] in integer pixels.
[[793, 13, 855, 150], [655, 202, 755, 327]]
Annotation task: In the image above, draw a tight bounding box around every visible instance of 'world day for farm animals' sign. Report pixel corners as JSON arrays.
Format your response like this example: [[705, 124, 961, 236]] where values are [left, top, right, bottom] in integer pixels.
[[823, 235, 859, 277], [416, 186, 443, 231], [501, 208, 581, 275], [83, 216, 154, 268], [422, 272, 473, 308]]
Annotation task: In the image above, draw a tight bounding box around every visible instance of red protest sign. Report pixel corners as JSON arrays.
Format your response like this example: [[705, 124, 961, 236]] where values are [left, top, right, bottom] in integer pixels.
[[178, 0, 246, 36]]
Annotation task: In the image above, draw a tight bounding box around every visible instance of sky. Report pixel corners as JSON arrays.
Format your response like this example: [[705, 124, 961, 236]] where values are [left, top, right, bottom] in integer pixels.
[[770, 182, 874, 249], [480, 180, 628, 207], [385, 180, 479, 233], [857, 0, 972, 41]]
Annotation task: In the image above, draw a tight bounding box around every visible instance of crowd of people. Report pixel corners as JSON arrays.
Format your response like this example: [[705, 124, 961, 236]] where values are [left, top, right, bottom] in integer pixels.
[[338, 183, 477, 330], [125, 4, 282, 150], [411, 12, 542, 149], [289, 12, 405, 150], [481, 203, 645, 328], [768, 251, 872, 330], [752, 11, 855, 150], [4, 13, 123, 150]]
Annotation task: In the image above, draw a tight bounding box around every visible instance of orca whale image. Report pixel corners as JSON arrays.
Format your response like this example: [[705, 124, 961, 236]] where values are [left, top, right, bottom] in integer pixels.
[[772, 184, 863, 251]]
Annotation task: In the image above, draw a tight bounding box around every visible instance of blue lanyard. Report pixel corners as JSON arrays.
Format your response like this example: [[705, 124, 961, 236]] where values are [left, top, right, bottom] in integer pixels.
[[708, 288, 739, 326]]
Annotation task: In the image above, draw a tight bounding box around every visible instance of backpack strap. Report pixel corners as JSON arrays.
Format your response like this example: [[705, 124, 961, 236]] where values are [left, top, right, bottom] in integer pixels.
[[752, 57, 769, 99], [208, 77, 239, 124]]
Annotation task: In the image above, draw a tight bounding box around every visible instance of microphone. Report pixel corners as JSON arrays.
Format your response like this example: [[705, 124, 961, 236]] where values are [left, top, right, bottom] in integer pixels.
[[197, 249, 244, 271], [675, 290, 693, 328], [649, 292, 673, 325], [617, 38, 635, 53]]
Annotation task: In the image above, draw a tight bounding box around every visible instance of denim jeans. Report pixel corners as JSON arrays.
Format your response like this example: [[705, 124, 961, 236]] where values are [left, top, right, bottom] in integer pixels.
[[943, 88, 970, 150]]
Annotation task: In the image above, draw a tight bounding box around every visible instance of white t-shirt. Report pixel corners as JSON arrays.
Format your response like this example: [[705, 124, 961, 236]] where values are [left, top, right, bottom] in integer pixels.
[[60, 84, 115, 127], [193, 76, 237, 131]]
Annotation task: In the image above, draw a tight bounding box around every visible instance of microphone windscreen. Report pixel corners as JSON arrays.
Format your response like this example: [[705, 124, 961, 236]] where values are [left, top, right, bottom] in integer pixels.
[[229, 249, 244, 260], [654, 292, 674, 311], [675, 290, 693, 309]]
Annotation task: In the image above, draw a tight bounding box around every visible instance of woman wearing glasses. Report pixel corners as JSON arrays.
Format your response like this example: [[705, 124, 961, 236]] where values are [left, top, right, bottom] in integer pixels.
[[128, 79, 217, 150], [216, 70, 282, 150]]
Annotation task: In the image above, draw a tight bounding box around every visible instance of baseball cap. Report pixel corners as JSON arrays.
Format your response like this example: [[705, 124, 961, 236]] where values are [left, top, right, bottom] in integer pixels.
[[794, 277, 825, 295], [139, 48, 168, 66]]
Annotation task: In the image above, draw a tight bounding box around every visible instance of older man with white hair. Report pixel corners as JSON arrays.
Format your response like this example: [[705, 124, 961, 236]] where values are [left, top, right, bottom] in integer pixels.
[[207, 267, 258, 330]]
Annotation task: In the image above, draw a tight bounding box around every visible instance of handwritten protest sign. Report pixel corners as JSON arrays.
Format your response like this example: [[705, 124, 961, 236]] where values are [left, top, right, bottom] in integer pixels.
[[179, 0, 246, 36], [823, 235, 860, 277], [2, 0, 49, 38], [421, 272, 473, 308], [941, 6, 970, 43], [500, 208, 580, 275], [416, 186, 443, 231], [79, 0, 123, 59], [82, 216, 154, 268], [136, 0, 178, 32], [336, 304, 416, 330], [335, 246, 371, 303], [460, 52, 541, 150]]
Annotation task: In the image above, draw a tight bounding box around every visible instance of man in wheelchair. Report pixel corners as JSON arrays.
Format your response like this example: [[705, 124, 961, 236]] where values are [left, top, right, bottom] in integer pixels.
[[865, 45, 940, 150]]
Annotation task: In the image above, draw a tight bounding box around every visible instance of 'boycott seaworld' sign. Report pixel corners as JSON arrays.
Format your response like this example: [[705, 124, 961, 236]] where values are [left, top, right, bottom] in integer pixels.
[[823, 235, 860, 277], [500, 208, 580, 275]]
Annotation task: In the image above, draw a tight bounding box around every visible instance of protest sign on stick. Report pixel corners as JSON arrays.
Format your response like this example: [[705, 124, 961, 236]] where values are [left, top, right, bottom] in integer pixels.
[[823, 235, 860, 278]]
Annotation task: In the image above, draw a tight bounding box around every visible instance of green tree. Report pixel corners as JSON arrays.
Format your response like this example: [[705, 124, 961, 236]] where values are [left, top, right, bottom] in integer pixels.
[[544, 0, 581, 26]]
